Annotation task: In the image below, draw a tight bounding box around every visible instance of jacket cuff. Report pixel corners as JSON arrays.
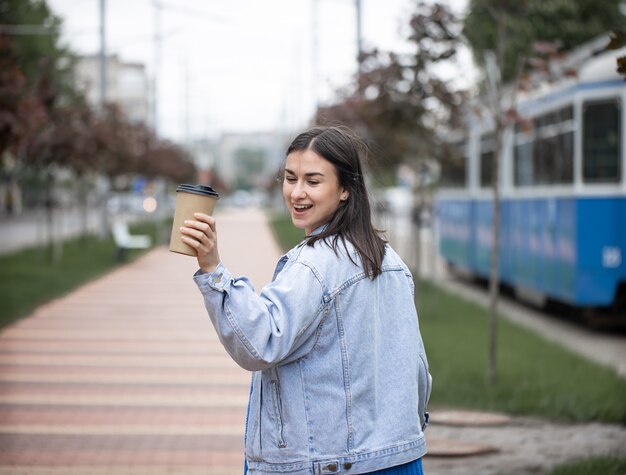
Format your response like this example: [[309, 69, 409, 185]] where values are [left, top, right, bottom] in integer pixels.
[[193, 262, 231, 292]]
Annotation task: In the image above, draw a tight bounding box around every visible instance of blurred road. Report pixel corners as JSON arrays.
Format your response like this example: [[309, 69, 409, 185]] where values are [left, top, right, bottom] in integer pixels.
[[0, 208, 103, 255], [0, 195, 170, 256]]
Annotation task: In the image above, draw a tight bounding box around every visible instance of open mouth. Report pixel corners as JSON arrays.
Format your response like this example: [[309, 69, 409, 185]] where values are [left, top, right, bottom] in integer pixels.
[[292, 204, 313, 214]]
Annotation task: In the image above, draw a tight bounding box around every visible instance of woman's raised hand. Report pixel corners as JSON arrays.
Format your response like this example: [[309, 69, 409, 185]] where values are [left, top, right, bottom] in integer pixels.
[[179, 213, 221, 274]]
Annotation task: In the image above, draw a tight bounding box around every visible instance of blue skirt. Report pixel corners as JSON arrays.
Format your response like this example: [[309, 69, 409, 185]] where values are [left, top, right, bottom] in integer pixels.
[[367, 458, 424, 475]]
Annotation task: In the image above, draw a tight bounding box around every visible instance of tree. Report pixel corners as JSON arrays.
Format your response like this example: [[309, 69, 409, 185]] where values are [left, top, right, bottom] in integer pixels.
[[468, 2, 529, 385], [16, 68, 99, 260], [0, 0, 75, 99], [0, 34, 26, 155], [1, 0, 81, 223], [316, 1, 467, 302], [465, 2, 575, 384], [1, 0, 196, 247], [464, 0, 625, 82], [316, 2, 466, 174]]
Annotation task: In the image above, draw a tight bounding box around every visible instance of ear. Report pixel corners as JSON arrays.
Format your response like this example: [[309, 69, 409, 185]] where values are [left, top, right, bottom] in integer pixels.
[[340, 188, 349, 201]]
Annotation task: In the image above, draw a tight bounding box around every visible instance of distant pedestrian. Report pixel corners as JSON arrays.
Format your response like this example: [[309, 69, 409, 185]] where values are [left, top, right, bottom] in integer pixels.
[[181, 125, 432, 475]]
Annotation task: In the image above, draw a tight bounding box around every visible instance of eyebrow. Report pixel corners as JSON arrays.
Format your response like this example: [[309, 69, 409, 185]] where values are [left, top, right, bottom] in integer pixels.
[[284, 168, 325, 177]]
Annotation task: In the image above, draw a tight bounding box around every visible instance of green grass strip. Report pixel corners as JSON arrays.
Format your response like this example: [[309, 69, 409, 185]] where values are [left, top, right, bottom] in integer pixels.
[[268, 211, 306, 251], [548, 455, 626, 475], [418, 281, 626, 422], [0, 220, 167, 330]]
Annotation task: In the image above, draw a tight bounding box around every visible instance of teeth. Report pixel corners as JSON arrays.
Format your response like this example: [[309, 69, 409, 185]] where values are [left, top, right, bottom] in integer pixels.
[[294, 205, 311, 210]]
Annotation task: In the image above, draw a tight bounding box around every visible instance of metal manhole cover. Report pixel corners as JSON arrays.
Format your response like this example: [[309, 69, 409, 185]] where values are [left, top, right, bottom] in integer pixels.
[[429, 410, 512, 427], [426, 437, 499, 457]]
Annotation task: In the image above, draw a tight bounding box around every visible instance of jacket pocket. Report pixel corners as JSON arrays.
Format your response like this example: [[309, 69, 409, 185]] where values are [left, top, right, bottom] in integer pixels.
[[270, 377, 287, 448]]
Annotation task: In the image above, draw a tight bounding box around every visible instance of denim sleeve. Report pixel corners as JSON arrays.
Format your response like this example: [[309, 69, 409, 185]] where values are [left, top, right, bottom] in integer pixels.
[[194, 261, 326, 371]]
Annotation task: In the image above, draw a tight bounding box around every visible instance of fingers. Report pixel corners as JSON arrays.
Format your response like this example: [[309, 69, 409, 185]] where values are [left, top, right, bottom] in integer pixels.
[[181, 213, 215, 233], [193, 213, 216, 229], [180, 234, 201, 251], [179, 214, 220, 272], [182, 219, 211, 234], [180, 225, 207, 242], [179, 214, 217, 252]]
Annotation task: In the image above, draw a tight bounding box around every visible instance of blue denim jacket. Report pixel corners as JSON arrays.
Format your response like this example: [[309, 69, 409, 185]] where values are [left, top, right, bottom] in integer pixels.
[[194, 234, 432, 475]]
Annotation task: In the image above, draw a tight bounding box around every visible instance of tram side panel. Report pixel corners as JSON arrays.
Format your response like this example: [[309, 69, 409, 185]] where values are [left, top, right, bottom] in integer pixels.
[[474, 199, 492, 277], [438, 194, 625, 309], [576, 196, 626, 307], [437, 198, 475, 273], [505, 197, 577, 305]]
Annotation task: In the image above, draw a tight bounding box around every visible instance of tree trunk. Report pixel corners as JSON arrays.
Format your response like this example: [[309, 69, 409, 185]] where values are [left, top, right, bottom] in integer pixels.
[[486, 16, 507, 386], [78, 173, 89, 245], [99, 175, 111, 240], [44, 169, 57, 263], [487, 125, 503, 385]]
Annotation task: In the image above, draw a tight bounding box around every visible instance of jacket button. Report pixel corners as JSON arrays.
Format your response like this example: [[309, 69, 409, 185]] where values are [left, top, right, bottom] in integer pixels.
[[327, 464, 337, 472], [343, 463, 353, 470]]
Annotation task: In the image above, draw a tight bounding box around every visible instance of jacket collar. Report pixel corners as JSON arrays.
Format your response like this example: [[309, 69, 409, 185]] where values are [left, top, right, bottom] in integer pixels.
[[308, 223, 328, 237]]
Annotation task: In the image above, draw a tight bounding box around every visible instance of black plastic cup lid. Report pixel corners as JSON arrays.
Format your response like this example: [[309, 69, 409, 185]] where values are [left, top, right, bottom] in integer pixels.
[[176, 184, 219, 198]]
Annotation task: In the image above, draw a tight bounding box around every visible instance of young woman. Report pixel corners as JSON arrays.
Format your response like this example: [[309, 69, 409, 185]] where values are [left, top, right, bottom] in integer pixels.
[[181, 126, 432, 475]]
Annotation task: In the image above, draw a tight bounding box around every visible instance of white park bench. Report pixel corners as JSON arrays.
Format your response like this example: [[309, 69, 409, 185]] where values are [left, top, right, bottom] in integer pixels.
[[111, 219, 152, 261]]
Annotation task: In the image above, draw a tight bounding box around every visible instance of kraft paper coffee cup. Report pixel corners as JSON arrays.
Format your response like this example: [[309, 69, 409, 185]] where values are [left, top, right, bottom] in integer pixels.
[[169, 184, 219, 256]]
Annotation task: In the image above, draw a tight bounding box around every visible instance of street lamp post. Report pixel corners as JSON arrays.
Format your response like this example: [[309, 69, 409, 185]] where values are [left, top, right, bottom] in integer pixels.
[[356, 0, 363, 74]]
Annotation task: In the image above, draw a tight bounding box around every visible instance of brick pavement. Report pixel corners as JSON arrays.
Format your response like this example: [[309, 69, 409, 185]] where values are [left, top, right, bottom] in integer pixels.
[[0, 208, 284, 475]]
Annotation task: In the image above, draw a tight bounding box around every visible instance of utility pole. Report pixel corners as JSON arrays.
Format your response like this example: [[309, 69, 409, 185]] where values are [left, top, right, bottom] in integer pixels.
[[152, 0, 162, 136], [99, 0, 107, 107], [98, 0, 110, 240], [311, 0, 319, 112], [355, 0, 363, 74], [183, 56, 190, 145], [152, 0, 165, 243]]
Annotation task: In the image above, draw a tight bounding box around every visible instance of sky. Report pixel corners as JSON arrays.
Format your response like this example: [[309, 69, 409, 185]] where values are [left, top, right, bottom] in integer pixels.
[[47, 0, 471, 143]]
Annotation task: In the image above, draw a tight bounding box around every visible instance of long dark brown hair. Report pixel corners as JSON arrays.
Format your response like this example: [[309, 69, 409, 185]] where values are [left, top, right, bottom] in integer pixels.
[[285, 126, 386, 278]]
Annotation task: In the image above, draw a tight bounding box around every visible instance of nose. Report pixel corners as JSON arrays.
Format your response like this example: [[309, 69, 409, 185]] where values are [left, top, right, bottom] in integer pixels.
[[291, 181, 306, 200]]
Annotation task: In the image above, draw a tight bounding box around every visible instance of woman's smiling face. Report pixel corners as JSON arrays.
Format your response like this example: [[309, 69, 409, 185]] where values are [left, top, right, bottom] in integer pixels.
[[283, 149, 349, 235]]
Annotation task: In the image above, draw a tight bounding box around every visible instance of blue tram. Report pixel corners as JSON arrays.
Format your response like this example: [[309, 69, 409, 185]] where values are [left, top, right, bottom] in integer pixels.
[[435, 39, 626, 311]]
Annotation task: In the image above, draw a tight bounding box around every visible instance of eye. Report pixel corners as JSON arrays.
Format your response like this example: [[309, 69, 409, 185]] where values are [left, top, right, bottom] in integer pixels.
[[307, 180, 320, 186], [284, 175, 297, 183]]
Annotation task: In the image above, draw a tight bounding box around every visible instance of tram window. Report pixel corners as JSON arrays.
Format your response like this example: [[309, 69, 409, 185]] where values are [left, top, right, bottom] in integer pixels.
[[514, 142, 533, 186], [533, 131, 574, 185], [514, 106, 574, 186], [514, 120, 533, 186], [440, 142, 467, 188], [535, 107, 573, 128], [583, 100, 621, 183], [480, 133, 495, 187], [558, 132, 574, 183], [534, 105, 574, 185]]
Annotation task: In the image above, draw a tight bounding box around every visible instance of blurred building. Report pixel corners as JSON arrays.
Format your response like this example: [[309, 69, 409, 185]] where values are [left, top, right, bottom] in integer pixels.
[[74, 54, 150, 124], [214, 132, 288, 191], [186, 138, 216, 172]]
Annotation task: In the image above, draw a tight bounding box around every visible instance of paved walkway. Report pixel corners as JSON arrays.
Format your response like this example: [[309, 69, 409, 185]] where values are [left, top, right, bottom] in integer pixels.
[[0, 208, 282, 475], [1, 208, 625, 475]]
